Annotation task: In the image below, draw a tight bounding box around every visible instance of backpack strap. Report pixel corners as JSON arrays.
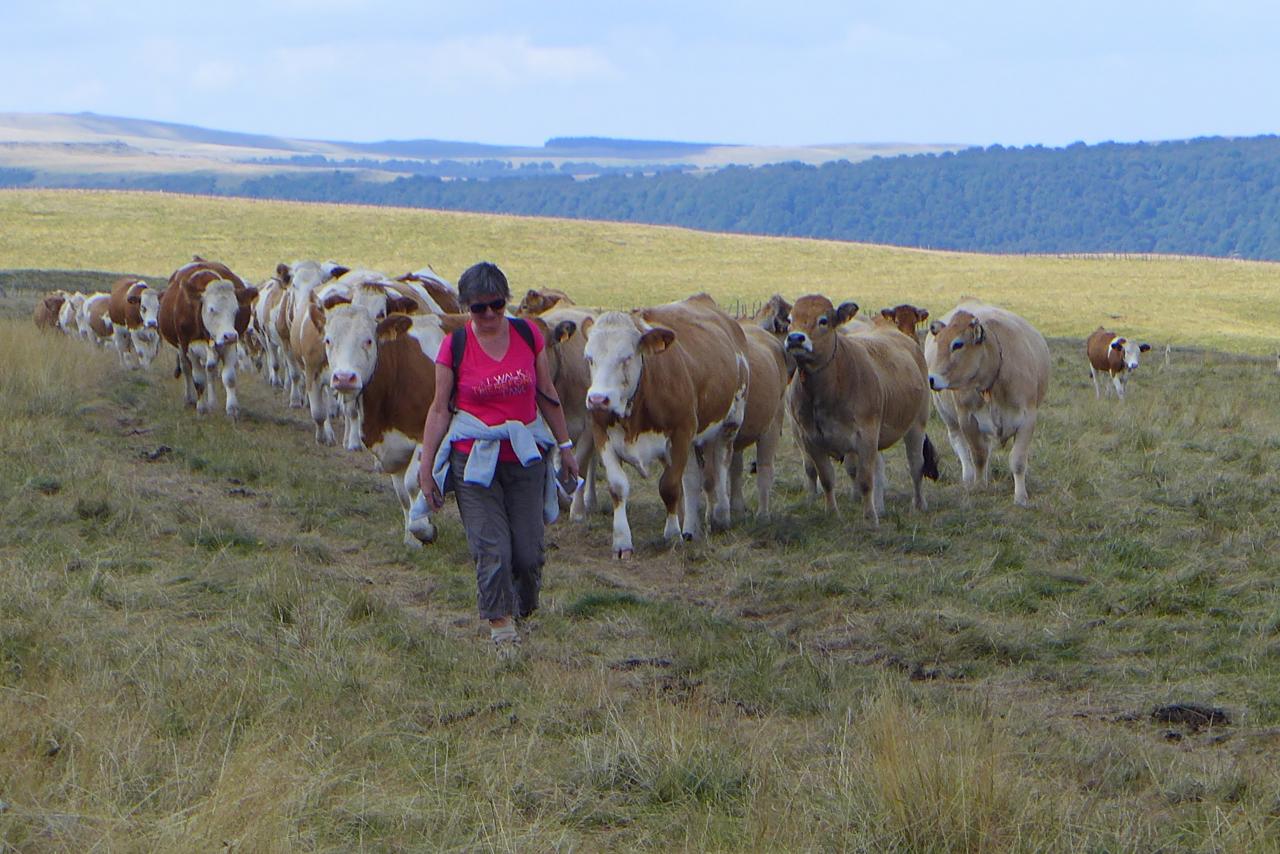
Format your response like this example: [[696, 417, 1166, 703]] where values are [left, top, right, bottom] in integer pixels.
[[447, 318, 538, 413]]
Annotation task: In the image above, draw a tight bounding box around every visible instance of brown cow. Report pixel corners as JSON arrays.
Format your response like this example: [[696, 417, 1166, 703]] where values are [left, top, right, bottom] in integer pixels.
[[158, 257, 258, 418], [33, 291, 67, 332], [730, 323, 788, 517], [876, 303, 930, 345], [786, 295, 937, 524], [925, 300, 1051, 506], [1085, 327, 1151, 400], [582, 294, 749, 558], [108, 276, 163, 369], [518, 287, 577, 316]]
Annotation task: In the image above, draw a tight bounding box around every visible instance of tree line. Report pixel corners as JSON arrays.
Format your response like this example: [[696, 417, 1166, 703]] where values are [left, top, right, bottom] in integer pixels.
[[7, 135, 1280, 260]]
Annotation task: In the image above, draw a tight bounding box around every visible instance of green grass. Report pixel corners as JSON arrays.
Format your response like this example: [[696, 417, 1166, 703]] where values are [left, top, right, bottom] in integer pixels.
[[3, 193, 1280, 849]]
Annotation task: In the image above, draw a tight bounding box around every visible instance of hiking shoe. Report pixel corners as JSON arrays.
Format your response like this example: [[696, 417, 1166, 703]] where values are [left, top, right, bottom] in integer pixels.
[[490, 622, 521, 659]]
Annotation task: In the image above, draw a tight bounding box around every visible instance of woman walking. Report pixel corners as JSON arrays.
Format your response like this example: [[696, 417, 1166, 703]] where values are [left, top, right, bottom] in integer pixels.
[[419, 262, 579, 655]]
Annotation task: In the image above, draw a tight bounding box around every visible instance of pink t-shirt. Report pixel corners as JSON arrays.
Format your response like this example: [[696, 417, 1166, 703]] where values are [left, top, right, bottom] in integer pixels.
[[436, 320, 545, 462]]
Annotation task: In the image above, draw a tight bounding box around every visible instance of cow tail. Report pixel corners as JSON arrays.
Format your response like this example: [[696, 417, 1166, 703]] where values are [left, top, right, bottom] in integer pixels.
[[173, 352, 183, 380], [922, 434, 940, 480]]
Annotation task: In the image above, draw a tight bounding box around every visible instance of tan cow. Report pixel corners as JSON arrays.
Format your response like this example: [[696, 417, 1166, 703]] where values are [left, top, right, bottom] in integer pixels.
[[582, 294, 749, 558], [1085, 327, 1150, 400], [158, 257, 258, 418], [108, 277, 163, 369], [786, 295, 937, 524], [729, 323, 788, 517], [33, 291, 67, 332], [925, 300, 1050, 506], [876, 303, 930, 346], [518, 287, 577, 316], [321, 305, 465, 545]]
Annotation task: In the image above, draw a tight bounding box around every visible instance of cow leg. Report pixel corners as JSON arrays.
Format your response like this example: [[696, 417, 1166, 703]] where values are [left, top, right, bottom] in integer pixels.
[[1090, 366, 1101, 399], [872, 451, 886, 517], [220, 347, 240, 420], [1010, 412, 1038, 507], [601, 442, 635, 558], [729, 450, 747, 520], [342, 397, 364, 451], [753, 418, 781, 517], [287, 356, 307, 408], [703, 438, 733, 533], [112, 327, 134, 369], [400, 451, 435, 546], [309, 380, 335, 445], [1113, 374, 1126, 400], [570, 429, 596, 522], [809, 445, 839, 513], [187, 343, 213, 414], [846, 433, 880, 525], [676, 439, 703, 542], [904, 426, 928, 512], [202, 348, 222, 415]]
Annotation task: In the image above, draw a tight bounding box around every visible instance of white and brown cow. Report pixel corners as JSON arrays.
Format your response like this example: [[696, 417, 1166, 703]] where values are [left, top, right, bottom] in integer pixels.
[[582, 294, 749, 558], [57, 292, 86, 337], [925, 300, 1050, 507], [321, 305, 464, 545], [279, 260, 348, 409], [108, 277, 162, 369], [396, 267, 461, 314], [158, 257, 258, 419], [253, 275, 288, 388], [786, 295, 937, 524], [1085, 327, 1150, 400], [81, 293, 115, 348], [33, 291, 68, 332]]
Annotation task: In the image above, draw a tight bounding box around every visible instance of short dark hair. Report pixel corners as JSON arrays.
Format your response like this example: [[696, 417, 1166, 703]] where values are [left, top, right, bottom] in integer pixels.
[[457, 262, 510, 306]]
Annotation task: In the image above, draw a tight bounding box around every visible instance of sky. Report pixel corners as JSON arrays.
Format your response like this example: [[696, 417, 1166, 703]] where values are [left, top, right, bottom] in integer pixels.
[[3, 0, 1279, 149]]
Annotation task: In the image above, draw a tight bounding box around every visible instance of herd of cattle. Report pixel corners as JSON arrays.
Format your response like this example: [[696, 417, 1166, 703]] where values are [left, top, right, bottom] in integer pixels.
[[32, 257, 1152, 558]]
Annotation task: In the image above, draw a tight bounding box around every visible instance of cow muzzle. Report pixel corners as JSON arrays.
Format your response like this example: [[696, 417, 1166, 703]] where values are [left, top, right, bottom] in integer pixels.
[[928, 374, 948, 391], [218, 331, 239, 346], [586, 391, 612, 412], [331, 371, 360, 392]]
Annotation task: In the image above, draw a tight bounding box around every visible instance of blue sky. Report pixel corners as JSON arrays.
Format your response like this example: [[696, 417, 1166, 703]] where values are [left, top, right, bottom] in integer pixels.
[[3, 0, 1278, 148]]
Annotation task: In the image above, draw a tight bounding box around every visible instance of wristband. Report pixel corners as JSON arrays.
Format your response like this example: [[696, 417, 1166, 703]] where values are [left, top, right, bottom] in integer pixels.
[[557, 440, 574, 450]]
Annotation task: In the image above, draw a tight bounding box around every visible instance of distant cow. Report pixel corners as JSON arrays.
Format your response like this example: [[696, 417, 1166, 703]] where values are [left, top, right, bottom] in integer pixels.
[[925, 301, 1051, 506], [583, 294, 749, 558], [518, 288, 577, 316], [108, 277, 163, 369], [1085, 327, 1150, 400], [876, 304, 930, 346], [33, 291, 67, 332], [786, 295, 936, 524], [321, 305, 464, 545], [158, 257, 258, 418]]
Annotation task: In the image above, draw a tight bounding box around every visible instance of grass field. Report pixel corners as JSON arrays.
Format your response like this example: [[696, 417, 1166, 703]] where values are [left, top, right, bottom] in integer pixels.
[[3, 191, 1280, 850]]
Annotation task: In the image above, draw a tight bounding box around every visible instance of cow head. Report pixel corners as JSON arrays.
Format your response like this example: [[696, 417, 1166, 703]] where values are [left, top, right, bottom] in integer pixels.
[[880, 304, 929, 339], [785, 294, 859, 365], [1109, 336, 1151, 372], [130, 282, 161, 330], [322, 304, 382, 395], [753, 294, 793, 337], [582, 311, 673, 418], [197, 279, 256, 348], [926, 311, 992, 391], [58, 294, 83, 334], [43, 293, 66, 318], [519, 289, 564, 316]]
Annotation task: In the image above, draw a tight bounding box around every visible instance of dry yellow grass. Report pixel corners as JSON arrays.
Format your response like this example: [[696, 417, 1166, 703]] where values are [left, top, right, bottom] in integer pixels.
[[2, 188, 1278, 353]]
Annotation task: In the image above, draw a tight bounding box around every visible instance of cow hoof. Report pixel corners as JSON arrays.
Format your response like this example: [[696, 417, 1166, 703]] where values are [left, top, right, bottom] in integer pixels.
[[401, 535, 424, 550], [682, 532, 694, 542], [407, 522, 436, 544], [614, 549, 634, 560], [226, 406, 240, 420]]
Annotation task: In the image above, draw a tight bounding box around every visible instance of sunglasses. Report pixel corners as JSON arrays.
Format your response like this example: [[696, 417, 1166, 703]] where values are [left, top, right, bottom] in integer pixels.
[[468, 298, 507, 315]]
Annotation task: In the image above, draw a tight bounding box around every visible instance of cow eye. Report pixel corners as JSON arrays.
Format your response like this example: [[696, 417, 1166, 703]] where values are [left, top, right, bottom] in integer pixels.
[[951, 340, 964, 351], [364, 339, 373, 348], [324, 337, 331, 346], [817, 316, 829, 326]]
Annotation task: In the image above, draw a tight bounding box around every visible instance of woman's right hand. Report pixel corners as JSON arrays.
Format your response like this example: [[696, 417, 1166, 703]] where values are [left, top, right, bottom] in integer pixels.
[[426, 482, 445, 511]]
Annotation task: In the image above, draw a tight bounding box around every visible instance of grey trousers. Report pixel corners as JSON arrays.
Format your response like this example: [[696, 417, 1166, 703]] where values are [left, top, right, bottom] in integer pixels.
[[451, 451, 547, 620]]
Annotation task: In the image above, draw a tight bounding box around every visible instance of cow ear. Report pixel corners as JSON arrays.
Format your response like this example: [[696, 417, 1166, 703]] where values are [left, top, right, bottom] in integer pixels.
[[1139, 343, 1151, 352], [44, 296, 62, 311], [385, 295, 419, 315], [322, 292, 352, 311], [553, 319, 577, 343], [308, 303, 326, 332], [127, 293, 141, 305], [639, 325, 675, 353], [917, 308, 929, 322], [579, 316, 595, 339], [970, 318, 985, 344], [929, 320, 945, 337], [376, 314, 412, 342], [834, 301, 860, 326], [276, 263, 291, 282], [880, 307, 895, 320], [328, 265, 350, 280], [1110, 339, 1125, 351], [237, 286, 259, 305]]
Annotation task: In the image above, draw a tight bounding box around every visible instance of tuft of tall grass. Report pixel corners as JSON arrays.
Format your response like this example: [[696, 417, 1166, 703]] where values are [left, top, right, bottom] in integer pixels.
[[0, 320, 113, 417]]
